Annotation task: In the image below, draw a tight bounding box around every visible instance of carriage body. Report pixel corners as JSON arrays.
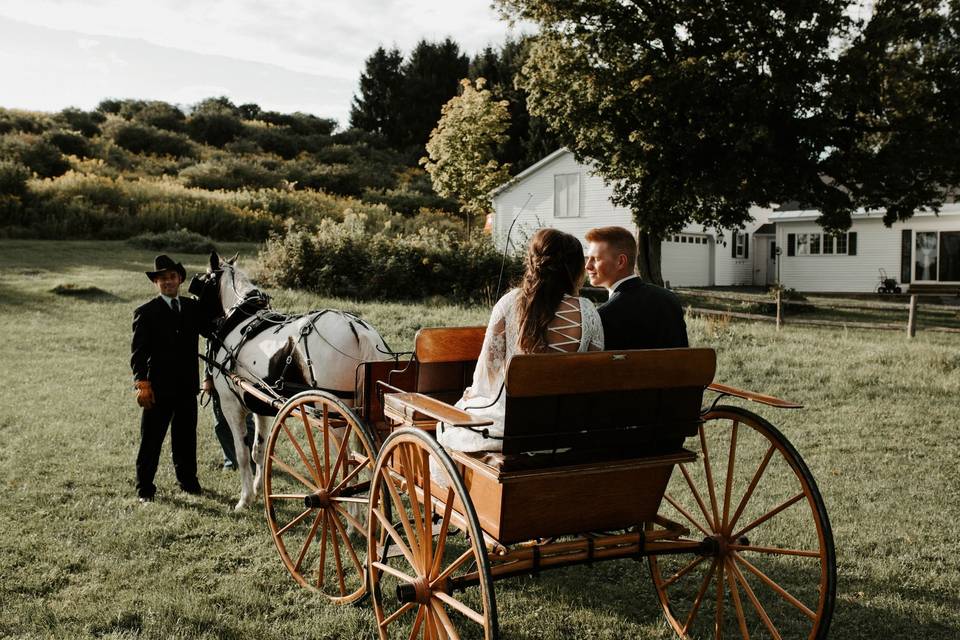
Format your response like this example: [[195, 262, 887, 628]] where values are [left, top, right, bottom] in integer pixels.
[[259, 327, 836, 639]]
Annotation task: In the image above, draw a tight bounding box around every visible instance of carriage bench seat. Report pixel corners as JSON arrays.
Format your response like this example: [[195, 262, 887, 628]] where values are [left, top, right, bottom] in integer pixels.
[[385, 347, 716, 545]]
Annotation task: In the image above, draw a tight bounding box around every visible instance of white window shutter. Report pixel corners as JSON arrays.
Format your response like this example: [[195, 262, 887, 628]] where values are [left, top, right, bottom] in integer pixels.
[[568, 174, 580, 217]]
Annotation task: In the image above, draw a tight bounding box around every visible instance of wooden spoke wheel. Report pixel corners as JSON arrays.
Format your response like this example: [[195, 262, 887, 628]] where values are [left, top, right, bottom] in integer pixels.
[[649, 406, 836, 639], [263, 391, 378, 604], [368, 428, 498, 640]]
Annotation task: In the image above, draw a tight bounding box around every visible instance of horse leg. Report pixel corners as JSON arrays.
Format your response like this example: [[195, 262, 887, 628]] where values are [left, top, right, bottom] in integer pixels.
[[251, 413, 272, 497], [220, 399, 256, 511]]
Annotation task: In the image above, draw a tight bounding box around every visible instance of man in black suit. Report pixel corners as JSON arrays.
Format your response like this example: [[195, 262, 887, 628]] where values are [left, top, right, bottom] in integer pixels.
[[585, 226, 688, 350], [131, 255, 205, 502]]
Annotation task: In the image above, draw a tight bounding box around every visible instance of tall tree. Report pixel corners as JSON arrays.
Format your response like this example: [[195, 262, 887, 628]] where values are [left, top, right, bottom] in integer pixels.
[[397, 38, 469, 152], [498, 0, 960, 284], [469, 38, 561, 172], [421, 78, 512, 229], [349, 46, 405, 146]]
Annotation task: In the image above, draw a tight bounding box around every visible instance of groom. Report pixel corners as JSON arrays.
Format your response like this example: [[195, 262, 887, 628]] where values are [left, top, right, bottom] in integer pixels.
[[585, 226, 688, 350], [130, 254, 205, 502]]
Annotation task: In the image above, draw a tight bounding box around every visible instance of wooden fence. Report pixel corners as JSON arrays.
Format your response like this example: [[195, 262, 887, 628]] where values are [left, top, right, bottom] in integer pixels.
[[677, 289, 960, 337]]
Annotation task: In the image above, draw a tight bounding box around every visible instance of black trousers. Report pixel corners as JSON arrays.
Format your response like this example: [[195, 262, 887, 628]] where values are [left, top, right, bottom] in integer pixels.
[[135, 388, 199, 498]]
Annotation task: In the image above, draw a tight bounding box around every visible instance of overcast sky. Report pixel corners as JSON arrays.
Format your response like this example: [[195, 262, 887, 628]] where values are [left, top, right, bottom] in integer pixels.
[[0, 0, 530, 128]]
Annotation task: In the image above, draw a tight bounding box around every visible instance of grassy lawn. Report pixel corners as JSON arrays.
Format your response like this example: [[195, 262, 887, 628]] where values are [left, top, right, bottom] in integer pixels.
[[1, 240, 958, 639]]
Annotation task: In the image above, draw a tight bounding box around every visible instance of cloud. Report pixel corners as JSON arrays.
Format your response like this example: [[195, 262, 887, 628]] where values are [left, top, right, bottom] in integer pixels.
[[0, 2, 534, 124]]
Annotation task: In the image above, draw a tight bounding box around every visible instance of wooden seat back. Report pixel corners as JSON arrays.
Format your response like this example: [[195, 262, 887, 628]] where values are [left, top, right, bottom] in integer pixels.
[[501, 348, 716, 455], [446, 348, 716, 543], [412, 326, 484, 404]]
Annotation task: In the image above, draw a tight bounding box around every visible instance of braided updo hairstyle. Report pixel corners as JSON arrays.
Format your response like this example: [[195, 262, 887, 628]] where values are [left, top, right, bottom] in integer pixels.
[[516, 228, 586, 353]]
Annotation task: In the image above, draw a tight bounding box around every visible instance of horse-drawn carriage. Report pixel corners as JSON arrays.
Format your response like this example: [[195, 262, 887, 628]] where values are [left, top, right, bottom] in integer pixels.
[[242, 327, 835, 640], [196, 256, 835, 639]]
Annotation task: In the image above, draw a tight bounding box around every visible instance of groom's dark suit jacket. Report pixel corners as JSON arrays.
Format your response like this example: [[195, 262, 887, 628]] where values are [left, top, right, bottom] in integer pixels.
[[598, 278, 688, 350], [130, 296, 203, 396]]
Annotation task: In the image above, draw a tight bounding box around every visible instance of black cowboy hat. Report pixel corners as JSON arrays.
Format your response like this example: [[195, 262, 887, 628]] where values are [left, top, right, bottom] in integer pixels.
[[145, 254, 186, 282]]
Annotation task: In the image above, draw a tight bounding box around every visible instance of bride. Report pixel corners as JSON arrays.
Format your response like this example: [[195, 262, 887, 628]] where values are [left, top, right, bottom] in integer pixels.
[[438, 228, 604, 452]]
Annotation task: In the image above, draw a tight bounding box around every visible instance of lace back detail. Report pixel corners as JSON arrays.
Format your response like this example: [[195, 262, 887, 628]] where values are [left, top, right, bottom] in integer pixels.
[[546, 295, 582, 352]]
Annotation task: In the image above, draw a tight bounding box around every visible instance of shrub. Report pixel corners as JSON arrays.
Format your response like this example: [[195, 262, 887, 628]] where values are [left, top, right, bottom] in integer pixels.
[[133, 101, 186, 132], [21, 173, 278, 240], [0, 109, 55, 135], [108, 122, 196, 158], [56, 108, 105, 137], [0, 134, 70, 178], [361, 187, 456, 215], [256, 217, 521, 302], [179, 158, 283, 191], [258, 111, 336, 136], [186, 113, 244, 147], [0, 160, 30, 197], [45, 130, 93, 158], [127, 228, 217, 254]]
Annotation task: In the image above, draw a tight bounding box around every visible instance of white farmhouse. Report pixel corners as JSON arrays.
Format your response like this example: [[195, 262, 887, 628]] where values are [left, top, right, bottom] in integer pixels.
[[490, 148, 773, 287], [772, 204, 960, 293], [491, 148, 960, 293]]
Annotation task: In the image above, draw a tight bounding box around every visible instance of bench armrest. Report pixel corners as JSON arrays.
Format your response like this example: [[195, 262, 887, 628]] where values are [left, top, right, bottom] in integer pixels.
[[383, 392, 494, 428], [707, 382, 802, 409]]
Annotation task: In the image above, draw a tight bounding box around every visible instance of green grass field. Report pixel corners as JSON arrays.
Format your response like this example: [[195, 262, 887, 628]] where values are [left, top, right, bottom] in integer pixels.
[[1, 240, 958, 639]]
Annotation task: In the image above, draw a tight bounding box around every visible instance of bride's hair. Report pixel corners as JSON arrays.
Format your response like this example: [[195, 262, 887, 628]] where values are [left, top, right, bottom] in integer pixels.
[[516, 228, 586, 353]]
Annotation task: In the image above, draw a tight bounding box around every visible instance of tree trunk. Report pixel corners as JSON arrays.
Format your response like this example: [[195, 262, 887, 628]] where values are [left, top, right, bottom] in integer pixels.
[[635, 231, 664, 286]]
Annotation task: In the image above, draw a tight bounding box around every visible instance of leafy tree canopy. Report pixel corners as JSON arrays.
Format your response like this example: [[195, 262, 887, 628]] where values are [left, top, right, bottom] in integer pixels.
[[498, 0, 960, 241], [468, 37, 561, 172], [421, 78, 512, 221]]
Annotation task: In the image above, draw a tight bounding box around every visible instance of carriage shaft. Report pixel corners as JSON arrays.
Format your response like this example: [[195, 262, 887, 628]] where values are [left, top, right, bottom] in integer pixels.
[[232, 375, 288, 410]]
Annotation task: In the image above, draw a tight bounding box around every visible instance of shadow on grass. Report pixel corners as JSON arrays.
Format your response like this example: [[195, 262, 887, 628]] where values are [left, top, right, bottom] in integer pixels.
[[51, 284, 124, 302], [495, 559, 960, 640], [0, 281, 53, 311]]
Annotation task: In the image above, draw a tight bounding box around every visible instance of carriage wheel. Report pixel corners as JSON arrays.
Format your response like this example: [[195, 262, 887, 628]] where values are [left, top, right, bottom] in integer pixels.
[[263, 391, 378, 604], [649, 406, 835, 639], [368, 428, 498, 640]]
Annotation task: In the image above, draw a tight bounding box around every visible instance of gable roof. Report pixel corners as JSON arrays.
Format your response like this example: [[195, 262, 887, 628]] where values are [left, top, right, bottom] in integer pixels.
[[490, 147, 574, 197]]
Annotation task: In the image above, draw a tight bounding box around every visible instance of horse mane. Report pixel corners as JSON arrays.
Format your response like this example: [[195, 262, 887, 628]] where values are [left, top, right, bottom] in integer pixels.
[[224, 262, 261, 303]]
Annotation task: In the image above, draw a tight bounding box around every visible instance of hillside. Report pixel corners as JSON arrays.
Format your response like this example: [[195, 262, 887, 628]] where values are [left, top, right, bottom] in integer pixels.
[[0, 99, 458, 240]]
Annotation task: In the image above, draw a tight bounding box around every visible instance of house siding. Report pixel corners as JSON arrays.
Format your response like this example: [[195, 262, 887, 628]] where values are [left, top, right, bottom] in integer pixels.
[[493, 151, 635, 251], [492, 149, 772, 287], [775, 210, 960, 292]]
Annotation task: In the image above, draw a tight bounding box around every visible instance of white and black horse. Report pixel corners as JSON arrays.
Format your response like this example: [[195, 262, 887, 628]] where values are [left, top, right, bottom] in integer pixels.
[[191, 252, 392, 510]]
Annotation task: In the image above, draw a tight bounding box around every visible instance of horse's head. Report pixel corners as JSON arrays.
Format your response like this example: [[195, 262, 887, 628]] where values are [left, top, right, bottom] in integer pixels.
[[191, 251, 266, 325], [188, 251, 240, 324]]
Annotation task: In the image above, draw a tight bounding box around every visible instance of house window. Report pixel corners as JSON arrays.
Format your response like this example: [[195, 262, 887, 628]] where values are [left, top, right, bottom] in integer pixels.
[[915, 232, 938, 281], [835, 233, 847, 254], [553, 174, 580, 218], [787, 232, 856, 257]]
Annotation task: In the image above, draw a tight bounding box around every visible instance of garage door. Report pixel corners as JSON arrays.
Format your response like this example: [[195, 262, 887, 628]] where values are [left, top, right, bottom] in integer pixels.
[[661, 234, 711, 286]]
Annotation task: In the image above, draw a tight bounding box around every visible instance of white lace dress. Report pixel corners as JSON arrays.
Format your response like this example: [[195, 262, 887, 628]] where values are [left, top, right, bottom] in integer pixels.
[[437, 289, 604, 452]]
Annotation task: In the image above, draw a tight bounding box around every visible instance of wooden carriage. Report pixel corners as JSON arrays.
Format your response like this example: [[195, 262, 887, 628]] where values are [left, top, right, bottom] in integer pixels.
[[253, 327, 836, 639]]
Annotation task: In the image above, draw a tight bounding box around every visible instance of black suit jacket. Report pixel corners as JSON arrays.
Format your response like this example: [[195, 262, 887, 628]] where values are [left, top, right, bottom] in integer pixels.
[[130, 296, 203, 395], [598, 278, 688, 350]]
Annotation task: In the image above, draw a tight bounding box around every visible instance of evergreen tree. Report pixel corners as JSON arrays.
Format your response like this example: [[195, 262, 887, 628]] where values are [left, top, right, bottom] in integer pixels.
[[397, 39, 469, 152], [349, 46, 405, 146]]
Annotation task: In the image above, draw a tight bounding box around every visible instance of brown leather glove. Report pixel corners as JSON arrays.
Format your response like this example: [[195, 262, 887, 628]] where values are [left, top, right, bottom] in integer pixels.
[[135, 380, 155, 410]]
